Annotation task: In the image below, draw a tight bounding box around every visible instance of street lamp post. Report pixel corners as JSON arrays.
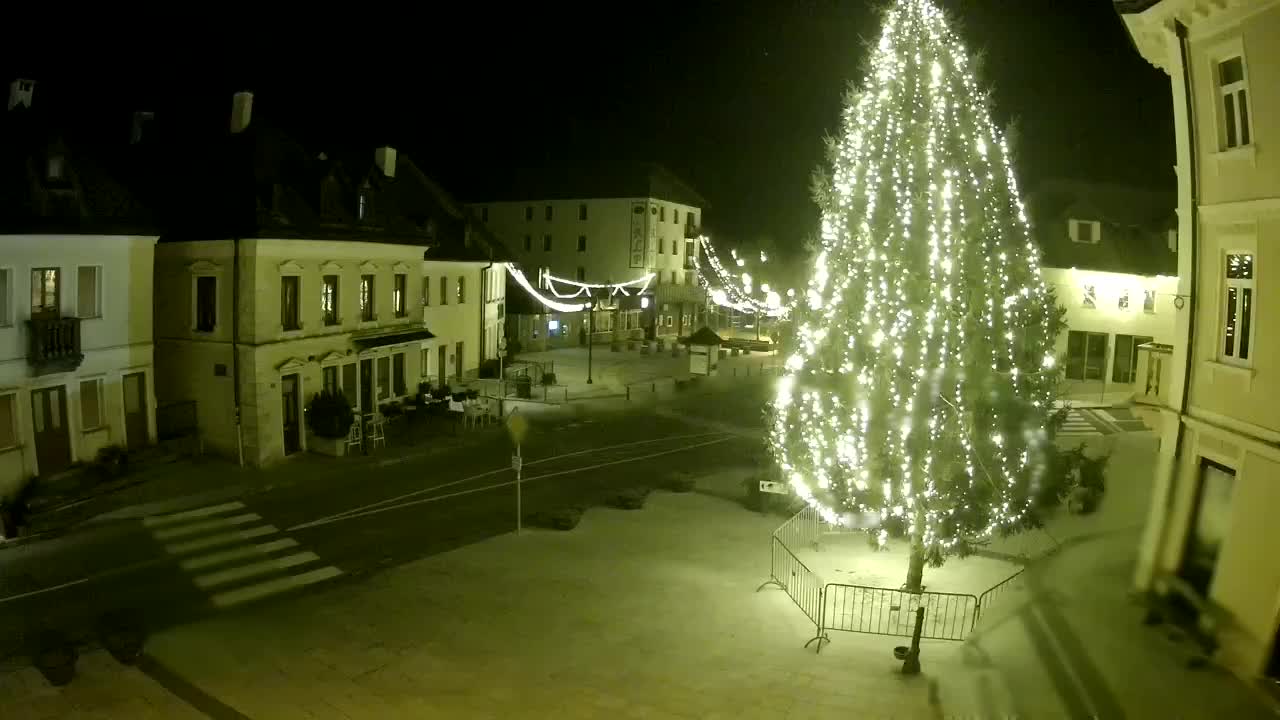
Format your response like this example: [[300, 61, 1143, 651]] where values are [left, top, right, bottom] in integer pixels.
[[586, 293, 595, 385]]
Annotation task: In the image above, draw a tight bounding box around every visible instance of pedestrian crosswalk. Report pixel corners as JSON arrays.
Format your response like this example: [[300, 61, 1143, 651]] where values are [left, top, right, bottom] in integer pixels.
[[143, 501, 342, 609], [1058, 409, 1105, 439]]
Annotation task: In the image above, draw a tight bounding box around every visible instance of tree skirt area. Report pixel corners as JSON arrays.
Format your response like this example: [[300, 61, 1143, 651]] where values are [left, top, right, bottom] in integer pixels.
[[142, 488, 939, 719]]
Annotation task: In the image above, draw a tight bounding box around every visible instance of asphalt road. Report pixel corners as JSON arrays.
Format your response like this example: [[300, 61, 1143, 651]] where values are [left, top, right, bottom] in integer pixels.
[[0, 402, 759, 664]]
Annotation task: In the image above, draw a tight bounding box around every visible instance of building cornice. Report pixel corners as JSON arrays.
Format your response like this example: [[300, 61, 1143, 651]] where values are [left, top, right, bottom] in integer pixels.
[[1118, 0, 1278, 75], [1199, 196, 1280, 221]]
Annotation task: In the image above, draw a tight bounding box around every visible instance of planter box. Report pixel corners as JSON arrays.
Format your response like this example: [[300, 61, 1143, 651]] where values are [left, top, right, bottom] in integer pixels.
[[308, 433, 347, 457]]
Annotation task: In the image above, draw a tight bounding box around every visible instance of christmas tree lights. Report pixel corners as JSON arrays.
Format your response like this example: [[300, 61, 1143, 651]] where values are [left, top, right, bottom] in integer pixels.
[[695, 236, 790, 318], [770, 0, 1066, 590]]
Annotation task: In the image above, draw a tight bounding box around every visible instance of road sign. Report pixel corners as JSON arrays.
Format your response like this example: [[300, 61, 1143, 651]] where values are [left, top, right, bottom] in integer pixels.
[[511, 454, 522, 472], [759, 480, 788, 495], [505, 412, 529, 445]]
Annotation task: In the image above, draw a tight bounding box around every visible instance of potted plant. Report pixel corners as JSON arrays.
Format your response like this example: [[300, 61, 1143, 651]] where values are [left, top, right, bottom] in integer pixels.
[[32, 629, 77, 686], [306, 390, 355, 456], [97, 610, 146, 666], [93, 445, 129, 481]]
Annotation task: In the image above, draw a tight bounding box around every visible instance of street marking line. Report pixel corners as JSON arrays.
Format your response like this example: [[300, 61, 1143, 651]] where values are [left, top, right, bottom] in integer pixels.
[[152, 513, 262, 541], [180, 538, 300, 571], [142, 501, 246, 527], [165, 525, 278, 555], [288, 435, 736, 532], [0, 576, 90, 604], [315, 430, 731, 525], [210, 566, 343, 608], [194, 551, 320, 589]]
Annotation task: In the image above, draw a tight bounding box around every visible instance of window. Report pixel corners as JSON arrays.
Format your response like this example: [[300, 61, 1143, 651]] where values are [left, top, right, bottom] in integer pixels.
[[577, 235, 587, 252], [577, 267, 586, 282], [1070, 219, 1100, 244], [281, 275, 300, 330], [523, 235, 532, 252], [0, 268, 9, 326], [422, 276, 430, 307], [659, 206, 666, 221], [525, 206, 533, 221], [1081, 284, 1096, 309], [543, 235, 552, 252], [322, 275, 339, 325], [31, 268, 59, 316], [481, 207, 489, 222], [1144, 289, 1156, 314], [578, 203, 588, 221], [360, 274, 375, 321], [1117, 289, 1130, 312], [658, 239, 665, 254], [77, 266, 101, 318], [457, 276, 466, 304], [341, 363, 357, 407], [195, 276, 216, 331], [673, 209, 680, 224], [421, 348, 432, 377], [79, 379, 103, 430], [670, 270, 678, 285], [47, 155, 64, 181], [394, 273, 407, 317], [672, 241, 679, 255], [358, 192, 369, 220], [376, 356, 390, 400], [1065, 330, 1108, 381], [1113, 334, 1154, 384], [545, 205, 553, 221], [393, 352, 406, 396], [317, 365, 336, 395], [0, 393, 15, 449], [440, 276, 449, 306], [1217, 56, 1252, 149], [1222, 252, 1255, 364]]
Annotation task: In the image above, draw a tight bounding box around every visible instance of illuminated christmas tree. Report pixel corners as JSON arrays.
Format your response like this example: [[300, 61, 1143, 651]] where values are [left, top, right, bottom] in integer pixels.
[[771, 0, 1070, 591]]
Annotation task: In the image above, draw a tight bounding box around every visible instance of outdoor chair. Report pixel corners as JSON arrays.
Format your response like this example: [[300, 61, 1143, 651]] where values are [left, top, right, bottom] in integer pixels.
[[344, 418, 362, 453], [366, 413, 387, 450]]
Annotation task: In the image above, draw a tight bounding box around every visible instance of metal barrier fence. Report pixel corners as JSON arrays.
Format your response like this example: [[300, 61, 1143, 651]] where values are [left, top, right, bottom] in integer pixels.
[[822, 584, 978, 643], [757, 535, 828, 650], [774, 505, 823, 551], [975, 566, 1025, 623]]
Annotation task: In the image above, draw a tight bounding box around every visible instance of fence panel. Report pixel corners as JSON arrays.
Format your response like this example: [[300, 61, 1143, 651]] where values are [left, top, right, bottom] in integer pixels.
[[823, 584, 977, 642], [758, 536, 828, 650], [773, 505, 822, 551], [975, 567, 1025, 625]]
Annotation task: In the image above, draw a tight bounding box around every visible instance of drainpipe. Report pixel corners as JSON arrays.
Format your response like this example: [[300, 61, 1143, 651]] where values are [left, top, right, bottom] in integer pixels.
[[1149, 20, 1199, 580], [233, 236, 244, 467], [480, 255, 493, 374]]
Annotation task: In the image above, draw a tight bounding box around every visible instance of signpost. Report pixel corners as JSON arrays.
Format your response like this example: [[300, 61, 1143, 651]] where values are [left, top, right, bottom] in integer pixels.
[[759, 480, 788, 495], [506, 410, 529, 534]]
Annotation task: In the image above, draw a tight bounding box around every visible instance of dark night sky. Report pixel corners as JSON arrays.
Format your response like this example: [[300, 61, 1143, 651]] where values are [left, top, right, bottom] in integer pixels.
[[4, 0, 1172, 257]]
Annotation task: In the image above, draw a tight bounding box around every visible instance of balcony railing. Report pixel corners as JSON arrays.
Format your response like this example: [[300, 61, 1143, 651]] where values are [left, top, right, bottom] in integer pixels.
[[27, 316, 83, 375]]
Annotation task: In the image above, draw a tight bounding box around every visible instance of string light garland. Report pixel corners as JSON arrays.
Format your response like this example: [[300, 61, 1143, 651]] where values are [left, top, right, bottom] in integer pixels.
[[506, 265, 587, 313], [694, 235, 790, 318], [770, 0, 1064, 581], [543, 271, 655, 299]]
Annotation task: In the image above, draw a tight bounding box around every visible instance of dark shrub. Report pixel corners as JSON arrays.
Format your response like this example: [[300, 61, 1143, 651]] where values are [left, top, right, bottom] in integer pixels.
[[306, 390, 355, 439], [612, 487, 650, 510], [32, 630, 77, 686], [97, 610, 146, 666], [530, 506, 585, 530], [665, 474, 696, 493], [93, 445, 129, 481], [541, 372, 557, 385]]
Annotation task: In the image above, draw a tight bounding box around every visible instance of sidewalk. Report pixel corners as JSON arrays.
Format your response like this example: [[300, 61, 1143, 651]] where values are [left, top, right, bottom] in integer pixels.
[[512, 346, 781, 400]]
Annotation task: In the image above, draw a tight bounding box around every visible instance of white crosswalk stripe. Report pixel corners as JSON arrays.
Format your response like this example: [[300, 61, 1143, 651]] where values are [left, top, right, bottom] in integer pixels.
[[144, 501, 341, 609], [1059, 409, 1103, 438]]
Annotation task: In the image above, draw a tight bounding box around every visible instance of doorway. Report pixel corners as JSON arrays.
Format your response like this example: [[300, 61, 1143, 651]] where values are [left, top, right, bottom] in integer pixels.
[[1180, 459, 1235, 597], [31, 385, 71, 475], [359, 359, 373, 414], [455, 341, 464, 381], [1112, 334, 1154, 384], [1065, 331, 1109, 381], [438, 345, 447, 387], [281, 374, 301, 455], [123, 372, 148, 450]]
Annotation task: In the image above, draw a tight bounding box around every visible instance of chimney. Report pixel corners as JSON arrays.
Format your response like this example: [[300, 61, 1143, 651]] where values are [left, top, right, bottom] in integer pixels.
[[230, 91, 253, 134], [131, 111, 154, 144], [7, 78, 35, 111], [375, 146, 397, 178]]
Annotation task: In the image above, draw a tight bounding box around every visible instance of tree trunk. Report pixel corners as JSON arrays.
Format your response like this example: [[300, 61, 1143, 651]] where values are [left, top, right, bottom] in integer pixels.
[[904, 507, 927, 592]]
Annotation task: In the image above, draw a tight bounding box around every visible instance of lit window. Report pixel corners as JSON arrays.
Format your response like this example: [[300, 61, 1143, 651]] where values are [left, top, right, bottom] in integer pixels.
[[1144, 289, 1156, 314], [1082, 284, 1096, 309], [394, 273, 407, 317], [1222, 253, 1255, 364], [1218, 55, 1252, 149], [322, 275, 339, 325], [360, 274, 375, 321], [1117, 289, 1130, 312], [457, 276, 466, 304], [1070, 219, 1100, 244]]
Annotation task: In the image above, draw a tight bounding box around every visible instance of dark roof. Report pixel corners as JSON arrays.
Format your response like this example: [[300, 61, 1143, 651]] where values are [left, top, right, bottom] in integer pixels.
[[471, 162, 707, 209], [685, 327, 724, 346], [0, 103, 156, 235], [158, 120, 510, 262], [1028, 179, 1176, 276]]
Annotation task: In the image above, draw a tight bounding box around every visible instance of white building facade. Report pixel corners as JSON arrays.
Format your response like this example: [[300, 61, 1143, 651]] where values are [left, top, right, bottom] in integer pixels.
[[1119, 0, 1280, 686]]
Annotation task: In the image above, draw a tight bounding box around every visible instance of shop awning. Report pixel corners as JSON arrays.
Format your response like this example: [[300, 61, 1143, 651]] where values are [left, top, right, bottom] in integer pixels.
[[352, 327, 436, 350]]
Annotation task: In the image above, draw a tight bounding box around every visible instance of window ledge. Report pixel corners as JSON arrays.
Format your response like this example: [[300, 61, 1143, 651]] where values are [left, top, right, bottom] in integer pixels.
[[82, 425, 108, 434], [1202, 359, 1255, 387], [1211, 144, 1257, 170]]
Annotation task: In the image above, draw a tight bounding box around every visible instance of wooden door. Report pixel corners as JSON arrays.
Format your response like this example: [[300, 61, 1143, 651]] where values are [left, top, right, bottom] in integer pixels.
[[359, 359, 373, 413], [123, 372, 148, 450], [281, 373, 301, 455], [31, 386, 71, 475]]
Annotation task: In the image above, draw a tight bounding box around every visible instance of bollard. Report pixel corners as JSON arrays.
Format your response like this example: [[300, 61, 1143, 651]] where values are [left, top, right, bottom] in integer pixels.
[[901, 606, 925, 675]]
